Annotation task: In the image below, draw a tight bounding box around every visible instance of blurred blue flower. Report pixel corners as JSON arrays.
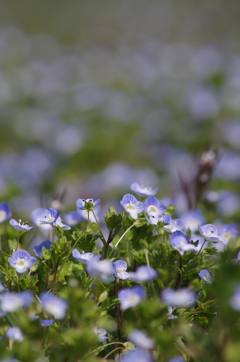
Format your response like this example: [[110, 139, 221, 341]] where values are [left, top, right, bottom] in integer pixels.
[[31, 208, 52, 231], [128, 329, 154, 349], [1, 291, 33, 312], [64, 210, 82, 226], [37, 208, 60, 224], [117, 285, 146, 311], [128, 265, 157, 282], [119, 348, 153, 362], [8, 249, 37, 273], [229, 284, 240, 311], [169, 231, 196, 256], [33, 241, 52, 257], [53, 216, 71, 230], [181, 210, 205, 232], [168, 357, 186, 362], [198, 269, 213, 284], [6, 327, 24, 342], [112, 260, 130, 280], [161, 288, 196, 307], [94, 326, 108, 342], [144, 196, 166, 217], [40, 292, 68, 319], [76, 198, 100, 211], [198, 224, 220, 242], [72, 249, 95, 263], [86, 256, 114, 282], [130, 182, 158, 197], [9, 219, 35, 232], [79, 203, 101, 223], [167, 306, 178, 320], [218, 224, 239, 245], [146, 213, 171, 226], [120, 194, 145, 220], [164, 218, 184, 233], [0, 282, 6, 293], [40, 319, 53, 327], [0, 202, 11, 223]]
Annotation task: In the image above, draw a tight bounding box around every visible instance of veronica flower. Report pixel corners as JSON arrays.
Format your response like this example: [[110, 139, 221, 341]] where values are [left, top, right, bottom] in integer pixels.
[[0, 202, 11, 223], [181, 210, 205, 232], [9, 219, 35, 232], [144, 196, 166, 217], [33, 241, 52, 257], [169, 231, 196, 256], [168, 357, 186, 362], [6, 327, 24, 342], [118, 285, 146, 311], [146, 214, 171, 226], [128, 329, 154, 349], [76, 198, 100, 211], [112, 260, 130, 280], [64, 210, 82, 226], [128, 265, 157, 282], [218, 224, 239, 245], [8, 249, 37, 273], [120, 194, 145, 220], [78, 204, 101, 223], [31, 208, 52, 231], [119, 348, 153, 362], [1, 291, 33, 312], [40, 319, 53, 327], [198, 224, 220, 242], [164, 218, 184, 233], [130, 182, 158, 197], [37, 208, 60, 224], [198, 269, 213, 284], [0, 282, 5, 293], [94, 326, 108, 342], [53, 216, 71, 230], [86, 256, 114, 282], [167, 306, 177, 320], [72, 249, 95, 263], [161, 288, 197, 307], [40, 292, 68, 319]]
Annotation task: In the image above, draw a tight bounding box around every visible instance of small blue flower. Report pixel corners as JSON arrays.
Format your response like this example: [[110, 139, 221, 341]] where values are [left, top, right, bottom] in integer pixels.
[[128, 265, 157, 282], [168, 357, 186, 362], [6, 327, 24, 342], [218, 224, 239, 245], [1, 291, 33, 312], [33, 241, 52, 257], [64, 210, 82, 226], [76, 198, 100, 211], [198, 223, 220, 242], [120, 194, 145, 220], [198, 269, 213, 284], [181, 209, 205, 232], [167, 306, 177, 320], [0, 282, 6, 293], [37, 208, 60, 224], [9, 219, 35, 232], [144, 196, 166, 217], [40, 292, 68, 319], [8, 249, 37, 273], [128, 329, 154, 349], [94, 326, 108, 342], [161, 288, 196, 307], [146, 213, 171, 226], [130, 182, 158, 197], [169, 231, 196, 256], [0, 202, 11, 223], [31, 208, 52, 230], [119, 348, 153, 362], [164, 218, 184, 233], [40, 319, 53, 327], [117, 285, 146, 311], [112, 260, 130, 280], [53, 216, 71, 230], [86, 256, 114, 282], [72, 249, 95, 263]]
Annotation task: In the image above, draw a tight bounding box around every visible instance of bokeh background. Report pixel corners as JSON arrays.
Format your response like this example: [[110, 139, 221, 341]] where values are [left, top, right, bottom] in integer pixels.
[[0, 0, 240, 220]]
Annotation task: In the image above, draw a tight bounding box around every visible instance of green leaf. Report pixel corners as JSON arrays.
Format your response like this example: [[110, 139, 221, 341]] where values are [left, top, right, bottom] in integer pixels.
[[86, 222, 99, 234], [195, 316, 209, 325], [203, 247, 218, 255]]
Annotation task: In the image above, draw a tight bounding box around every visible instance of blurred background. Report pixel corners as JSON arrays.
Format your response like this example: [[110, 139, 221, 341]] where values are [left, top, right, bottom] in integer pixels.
[[0, 0, 240, 220]]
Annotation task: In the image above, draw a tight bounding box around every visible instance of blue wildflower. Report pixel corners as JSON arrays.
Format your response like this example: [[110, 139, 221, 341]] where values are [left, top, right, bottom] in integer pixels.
[[120, 194, 145, 220], [181, 209, 205, 232], [37, 208, 60, 224], [144, 196, 166, 217], [117, 285, 146, 311], [94, 326, 108, 342], [64, 210, 82, 226], [86, 256, 114, 282], [6, 327, 24, 342], [72, 249, 95, 263], [198, 269, 213, 284], [0, 282, 5, 292], [9, 219, 35, 232], [8, 249, 37, 273], [168, 357, 186, 362], [128, 329, 154, 349], [40, 292, 68, 319], [33, 241, 52, 257], [198, 223, 220, 242], [164, 218, 184, 233], [130, 182, 158, 197], [146, 213, 171, 226], [161, 288, 196, 307], [31, 208, 52, 230], [0, 202, 11, 223], [76, 198, 100, 211], [169, 231, 196, 255], [128, 265, 157, 282], [40, 319, 53, 327], [53, 216, 71, 230], [119, 348, 153, 362], [1, 291, 33, 312], [218, 224, 239, 244], [112, 260, 130, 280], [167, 306, 177, 320]]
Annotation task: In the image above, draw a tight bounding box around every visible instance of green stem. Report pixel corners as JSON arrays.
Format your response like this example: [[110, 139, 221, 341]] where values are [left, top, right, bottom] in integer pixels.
[[103, 347, 126, 359], [92, 210, 99, 224], [83, 341, 126, 358], [115, 223, 135, 248]]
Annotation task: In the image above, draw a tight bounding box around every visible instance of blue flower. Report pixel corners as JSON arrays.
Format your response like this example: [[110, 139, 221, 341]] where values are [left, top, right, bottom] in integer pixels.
[[198, 269, 213, 284], [9, 219, 35, 232], [86, 256, 114, 282], [120, 194, 145, 220], [112, 260, 130, 280], [229, 284, 240, 311], [167, 306, 178, 320], [130, 182, 158, 197], [64, 210, 82, 226], [144, 196, 166, 217], [53, 216, 71, 230], [0, 282, 6, 293], [128, 329, 154, 349], [146, 213, 171, 226], [161, 288, 196, 307], [40, 319, 53, 327], [33, 241, 52, 257], [168, 357, 186, 362], [119, 348, 153, 362], [76, 198, 100, 211], [31, 208, 52, 230], [169, 231, 196, 255], [128, 265, 157, 282], [72, 249, 95, 263], [6, 327, 24, 342], [94, 326, 108, 342], [37, 208, 60, 224], [198, 223, 220, 242], [8, 249, 37, 273], [117, 285, 146, 311], [40, 292, 68, 319], [1, 291, 33, 312], [181, 209, 205, 232], [0, 202, 11, 223], [218, 224, 239, 244], [164, 218, 184, 233]]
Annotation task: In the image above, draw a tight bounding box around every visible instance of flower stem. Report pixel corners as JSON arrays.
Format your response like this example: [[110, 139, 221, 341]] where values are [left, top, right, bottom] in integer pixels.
[[115, 223, 135, 248]]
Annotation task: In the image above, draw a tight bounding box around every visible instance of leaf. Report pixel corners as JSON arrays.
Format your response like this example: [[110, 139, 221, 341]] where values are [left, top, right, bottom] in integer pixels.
[[195, 316, 209, 325], [203, 247, 218, 255], [86, 222, 99, 234], [58, 261, 73, 282]]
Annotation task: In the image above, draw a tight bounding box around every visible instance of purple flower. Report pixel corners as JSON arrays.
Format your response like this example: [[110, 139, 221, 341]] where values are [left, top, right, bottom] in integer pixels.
[[169, 231, 196, 256], [1, 291, 33, 312], [130, 182, 158, 197], [198, 269, 213, 284], [128, 265, 157, 282], [181, 210, 205, 232], [76, 198, 100, 211], [64, 211, 82, 226], [37, 208, 60, 224], [53, 216, 71, 230], [161, 288, 197, 307], [9, 219, 35, 232], [94, 326, 108, 342], [86, 256, 114, 282], [144, 196, 166, 217], [146, 214, 171, 226], [8, 249, 37, 273], [0, 202, 12, 223], [218, 224, 239, 245], [198, 224, 220, 242], [119, 348, 153, 362], [0, 282, 6, 293], [6, 327, 24, 342], [40, 292, 68, 319], [40, 319, 53, 327], [120, 194, 145, 220], [33, 241, 52, 257], [112, 260, 130, 280], [168, 357, 186, 362], [164, 218, 184, 233], [31, 208, 52, 231], [118, 285, 146, 311], [72, 249, 95, 263], [229, 284, 240, 311], [128, 329, 154, 349]]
